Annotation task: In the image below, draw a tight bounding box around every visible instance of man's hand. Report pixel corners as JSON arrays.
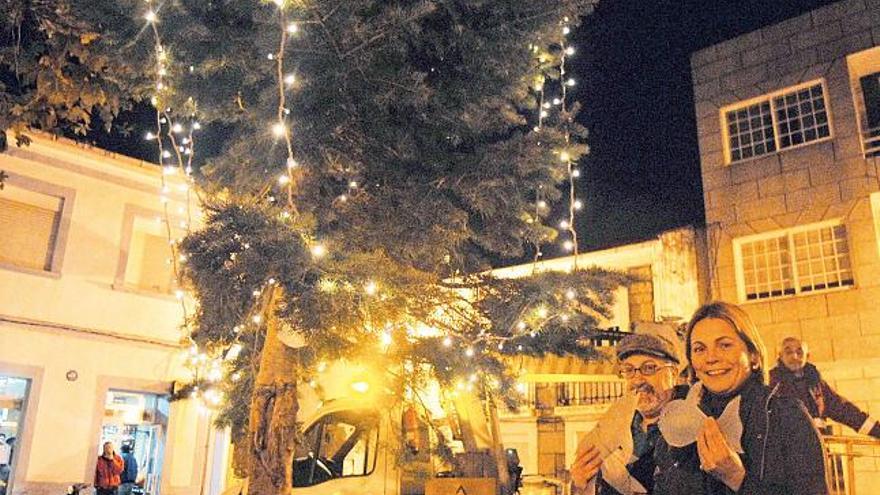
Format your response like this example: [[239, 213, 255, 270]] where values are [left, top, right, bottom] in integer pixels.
[[697, 418, 746, 491], [570, 443, 603, 490]]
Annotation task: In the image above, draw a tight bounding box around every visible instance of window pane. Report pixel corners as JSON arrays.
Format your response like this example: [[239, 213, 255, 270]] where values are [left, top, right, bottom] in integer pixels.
[[727, 101, 775, 162], [0, 184, 63, 271], [740, 235, 793, 300], [774, 83, 830, 149], [795, 224, 854, 293]]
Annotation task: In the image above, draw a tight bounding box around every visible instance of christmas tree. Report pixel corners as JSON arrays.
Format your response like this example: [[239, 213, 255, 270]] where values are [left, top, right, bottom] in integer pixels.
[[3, 2, 631, 494]]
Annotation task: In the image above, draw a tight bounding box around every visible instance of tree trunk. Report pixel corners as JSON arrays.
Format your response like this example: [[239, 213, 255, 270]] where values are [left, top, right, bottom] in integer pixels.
[[487, 397, 511, 495], [247, 289, 300, 495]]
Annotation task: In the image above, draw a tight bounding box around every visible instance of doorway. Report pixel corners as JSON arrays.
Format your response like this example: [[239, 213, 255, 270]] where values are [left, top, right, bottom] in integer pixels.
[[0, 375, 29, 495], [100, 390, 169, 495]]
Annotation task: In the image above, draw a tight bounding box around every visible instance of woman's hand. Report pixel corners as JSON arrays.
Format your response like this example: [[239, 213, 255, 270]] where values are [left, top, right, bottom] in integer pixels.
[[697, 417, 746, 491], [570, 443, 602, 491]]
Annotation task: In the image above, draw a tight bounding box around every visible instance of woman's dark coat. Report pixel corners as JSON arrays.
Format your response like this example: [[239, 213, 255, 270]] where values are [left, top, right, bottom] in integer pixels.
[[652, 378, 828, 495]]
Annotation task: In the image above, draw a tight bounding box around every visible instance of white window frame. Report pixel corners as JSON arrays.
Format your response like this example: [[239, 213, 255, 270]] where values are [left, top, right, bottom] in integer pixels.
[[720, 79, 834, 165], [0, 173, 75, 277], [732, 219, 854, 303], [113, 204, 183, 297]]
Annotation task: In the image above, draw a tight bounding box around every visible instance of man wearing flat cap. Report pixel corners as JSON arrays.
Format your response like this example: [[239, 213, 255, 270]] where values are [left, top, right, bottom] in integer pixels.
[[570, 323, 687, 495]]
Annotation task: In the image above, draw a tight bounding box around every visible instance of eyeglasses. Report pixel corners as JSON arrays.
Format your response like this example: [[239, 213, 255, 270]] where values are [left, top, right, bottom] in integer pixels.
[[617, 362, 675, 379]]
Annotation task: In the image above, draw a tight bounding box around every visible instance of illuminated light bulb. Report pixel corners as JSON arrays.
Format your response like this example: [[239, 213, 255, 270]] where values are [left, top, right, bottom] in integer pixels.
[[530, 331, 537, 337], [267, 53, 275, 60], [271, 0, 284, 6], [161, 150, 171, 159], [231, 372, 241, 382], [565, 289, 576, 300], [278, 174, 290, 185], [553, 98, 561, 105], [542, 102, 551, 109], [174, 289, 184, 300], [286, 157, 298, 168], [380, 331, 393, 347], [364, 281, 378, 295], [516, 382, 527, 394], [171, 123, 183, 133], [517, 345, 524, 351], [469, 373, 477, 383], [498, 342, 504, 350], [540, 110, 548, 118], [145, 132, 155, 140], [268, 278, 276, 285], [572, 169, 581, 178], [442, 336, 452, 347], [156, 82, 165, 91], [252, 315, 262, 324], [565, 46, 575, 56], [465, 347, 475, 357], [559, 220, 570, 229], [189, 65, 194, 73], [537, 307, 548, 318], [145, 10, 157, 23], [310, 244, 326, 258], [181, 137, 190, 145], [563, 240, 574, 251], [284, 74, 296, 86], [338, 194, 348, 202], [178, 146, 185, 153], [349, 181, 358, 189], [563, 26, 571, 35], [252, 290, 261, 297], [286, 22, 298, 33], [533, 126, 540, 132], [537, 200, 547, 209], [150, 96, 158, 106], [566, 78, 576, 87], [308, 380, 317, 388], [163, 166, 176, 176], [158, 67, 167, 76], [157, 50, 167, 62], [193, 122, 202, 130], [317, 361, 327, 373], [559, 151, 571, 162], [271, 122, 285, 137], [517, 321, 527, 331], [574, 200, 583, 210]]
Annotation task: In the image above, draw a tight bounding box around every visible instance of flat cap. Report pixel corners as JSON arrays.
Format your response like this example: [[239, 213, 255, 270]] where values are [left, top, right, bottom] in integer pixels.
[[616, 322, 683, 367]]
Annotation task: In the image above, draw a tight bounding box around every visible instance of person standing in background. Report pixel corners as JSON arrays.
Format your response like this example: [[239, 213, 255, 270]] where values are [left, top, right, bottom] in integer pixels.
[[118, 444, 139, 495], [94, 442, 124, 495]]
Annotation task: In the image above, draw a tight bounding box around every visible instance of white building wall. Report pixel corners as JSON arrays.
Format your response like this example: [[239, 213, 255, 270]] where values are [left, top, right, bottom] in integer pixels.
[[0, 132, 211, 495]]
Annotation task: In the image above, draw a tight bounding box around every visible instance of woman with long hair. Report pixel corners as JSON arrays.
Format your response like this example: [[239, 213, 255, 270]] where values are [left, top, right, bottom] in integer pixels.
[[653, 301, 828, 494]]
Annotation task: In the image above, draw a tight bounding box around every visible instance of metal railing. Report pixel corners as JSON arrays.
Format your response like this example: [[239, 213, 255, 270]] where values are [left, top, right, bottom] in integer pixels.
[[525, 380, 624, 411], [823, 434, 880, 495]]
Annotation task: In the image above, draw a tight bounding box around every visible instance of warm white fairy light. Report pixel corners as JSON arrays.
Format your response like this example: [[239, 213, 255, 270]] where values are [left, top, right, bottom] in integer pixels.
[[563, 240, 574, 251], [310, 243, 326, 258], [573, 200, 583, 210], [271, 122, 286, 137], [284, 74, 296, 86], [278, 174, 290, 185], [442, 336, 452, 347], [145, 10, 157, 23], [286, 22, 298, 33], [364, 281, 378, 295]]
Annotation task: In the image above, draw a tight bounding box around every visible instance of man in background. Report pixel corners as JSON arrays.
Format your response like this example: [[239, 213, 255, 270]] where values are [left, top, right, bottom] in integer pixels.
[[118, 444, 139, 495], [770, 337, 880, 437]]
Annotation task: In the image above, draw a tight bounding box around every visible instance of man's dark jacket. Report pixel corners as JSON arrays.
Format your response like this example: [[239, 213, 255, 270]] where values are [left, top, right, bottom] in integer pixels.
[[769, 361, 880, 437]]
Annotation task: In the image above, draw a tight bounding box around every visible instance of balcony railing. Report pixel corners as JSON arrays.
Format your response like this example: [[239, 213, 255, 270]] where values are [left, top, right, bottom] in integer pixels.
[[525, 380, 624, 411], [823, 434, 880, 495]]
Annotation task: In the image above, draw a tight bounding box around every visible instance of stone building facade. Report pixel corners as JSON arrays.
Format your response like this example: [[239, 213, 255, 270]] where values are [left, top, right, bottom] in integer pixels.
[[691, 0, 880, 489]]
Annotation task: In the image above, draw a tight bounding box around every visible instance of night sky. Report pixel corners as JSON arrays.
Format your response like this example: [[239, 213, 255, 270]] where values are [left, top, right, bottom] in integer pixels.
[[568, 0, 838, 251], [94, 0, 843, 255]]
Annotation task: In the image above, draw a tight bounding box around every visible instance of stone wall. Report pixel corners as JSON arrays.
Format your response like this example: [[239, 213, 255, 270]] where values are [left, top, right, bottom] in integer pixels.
[[692, 0, 880, 487]]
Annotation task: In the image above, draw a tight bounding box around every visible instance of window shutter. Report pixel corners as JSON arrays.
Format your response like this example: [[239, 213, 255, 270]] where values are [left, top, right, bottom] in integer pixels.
[[0, 196, 61, 271]]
